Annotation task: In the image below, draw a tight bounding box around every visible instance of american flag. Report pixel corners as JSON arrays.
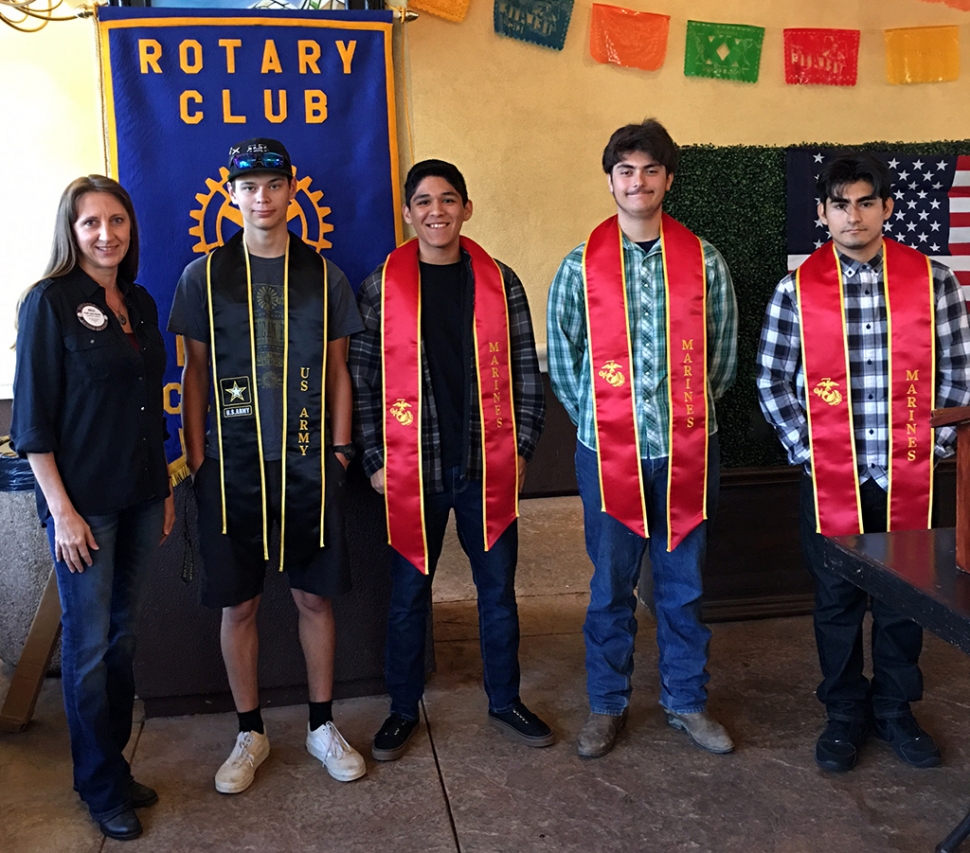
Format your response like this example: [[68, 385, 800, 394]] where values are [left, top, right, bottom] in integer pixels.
[[786, 149, 970, 296]]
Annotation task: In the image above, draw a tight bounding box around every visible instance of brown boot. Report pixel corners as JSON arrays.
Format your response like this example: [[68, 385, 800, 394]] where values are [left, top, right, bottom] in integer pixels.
[[577, 711, 627, 758], [665, 710, 734, 754]]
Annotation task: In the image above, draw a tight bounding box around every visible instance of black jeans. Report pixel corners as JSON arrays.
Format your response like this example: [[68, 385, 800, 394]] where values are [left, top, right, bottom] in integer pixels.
[[800, 474, 923, 722], [385, 467, 520, 720]]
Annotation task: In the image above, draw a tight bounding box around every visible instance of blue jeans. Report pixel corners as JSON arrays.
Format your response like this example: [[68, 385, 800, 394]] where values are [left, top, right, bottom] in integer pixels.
[[800, 474, 923, 722], [385, 467, 520, 720], [576, 438, 718, 716], [48, 498, 165, 821]]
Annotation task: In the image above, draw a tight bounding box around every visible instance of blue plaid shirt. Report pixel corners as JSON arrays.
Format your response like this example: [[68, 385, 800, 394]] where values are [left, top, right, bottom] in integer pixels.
[[755, 247, 970, 486], [546, 231, 738, 456]]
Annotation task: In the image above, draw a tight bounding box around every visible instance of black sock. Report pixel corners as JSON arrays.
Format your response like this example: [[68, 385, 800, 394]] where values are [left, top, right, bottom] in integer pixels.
[[238, 707, 264, 735], [309, 701, 333, 731]]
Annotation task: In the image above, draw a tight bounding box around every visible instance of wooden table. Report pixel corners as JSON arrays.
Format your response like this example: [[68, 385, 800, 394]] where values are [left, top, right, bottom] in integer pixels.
[[823, 527, 970, 853]]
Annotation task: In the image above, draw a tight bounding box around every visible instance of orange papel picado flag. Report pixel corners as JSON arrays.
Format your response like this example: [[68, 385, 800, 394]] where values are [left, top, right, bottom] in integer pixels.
[[411, 0, 471, 23], [589, 5, 670, 72]]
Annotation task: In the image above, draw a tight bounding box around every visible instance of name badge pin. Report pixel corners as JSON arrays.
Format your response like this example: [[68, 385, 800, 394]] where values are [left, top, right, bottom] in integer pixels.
[[77, 303, 108, 331]]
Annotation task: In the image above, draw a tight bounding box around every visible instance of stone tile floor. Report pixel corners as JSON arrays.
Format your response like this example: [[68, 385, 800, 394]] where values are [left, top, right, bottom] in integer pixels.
[[3, 497, 970, 852]]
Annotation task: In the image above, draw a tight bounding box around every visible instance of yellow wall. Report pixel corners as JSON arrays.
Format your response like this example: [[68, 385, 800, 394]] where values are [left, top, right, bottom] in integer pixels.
[[2, 0, 970, 393], [0, 19, 103, 396]]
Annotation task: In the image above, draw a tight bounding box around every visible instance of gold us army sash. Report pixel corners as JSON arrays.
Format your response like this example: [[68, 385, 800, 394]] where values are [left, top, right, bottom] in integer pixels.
[[207, 230, 329, 565], [381, 237, 518, 574], [582, 213, 709, 551], [796, 239, 935, 536]]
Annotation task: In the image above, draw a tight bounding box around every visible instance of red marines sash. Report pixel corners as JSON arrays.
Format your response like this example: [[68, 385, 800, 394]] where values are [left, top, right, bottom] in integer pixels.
[[796, 239, 935, 536], [382, 237, 518, 574], [582, 214, 708, 550]]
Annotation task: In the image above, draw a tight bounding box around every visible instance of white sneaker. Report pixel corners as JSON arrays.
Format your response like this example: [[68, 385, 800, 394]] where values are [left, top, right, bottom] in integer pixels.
[[306, 721, 366, 782], [215, 730, 270, 794]]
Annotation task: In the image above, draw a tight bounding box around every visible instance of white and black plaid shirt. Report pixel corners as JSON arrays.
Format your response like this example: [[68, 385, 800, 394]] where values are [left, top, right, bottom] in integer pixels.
[[756, 247, 970, 487], [349, 251, 545, 493]]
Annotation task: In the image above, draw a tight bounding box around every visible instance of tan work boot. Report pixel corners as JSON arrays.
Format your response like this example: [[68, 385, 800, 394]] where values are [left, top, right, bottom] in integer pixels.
[[665, 710, 734, 754], [577, 710, 627, 758]]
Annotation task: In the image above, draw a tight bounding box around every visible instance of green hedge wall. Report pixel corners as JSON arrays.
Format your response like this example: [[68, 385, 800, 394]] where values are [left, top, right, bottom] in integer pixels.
[[665, 141, 970, 469]]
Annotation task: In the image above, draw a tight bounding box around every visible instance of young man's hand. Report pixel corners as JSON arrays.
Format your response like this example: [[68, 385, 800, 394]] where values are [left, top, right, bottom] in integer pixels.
[[370, 468, 386, 494], [160, 492, 176, 545]]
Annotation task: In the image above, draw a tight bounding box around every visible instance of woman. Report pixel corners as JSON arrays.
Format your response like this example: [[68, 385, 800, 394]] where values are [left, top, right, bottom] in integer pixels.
[[10, 176, 174, 841]]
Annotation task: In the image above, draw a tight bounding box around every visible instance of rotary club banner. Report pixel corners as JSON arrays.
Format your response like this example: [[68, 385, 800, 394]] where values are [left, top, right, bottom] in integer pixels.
[[684, 20, 764, 83], [494, 0, 575, 51], [885, 25, 960, 85], [783, 28, 859, 86], [589, 5, 669, 72], [97, 6, 401, 482]]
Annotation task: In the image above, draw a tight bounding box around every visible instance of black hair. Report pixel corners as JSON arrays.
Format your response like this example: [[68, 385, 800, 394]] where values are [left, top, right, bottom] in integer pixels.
[[602, 119, 679, 175], [816, 152, 892, 204], [229, 173, 294, 189], [404, 159, 468, 206]]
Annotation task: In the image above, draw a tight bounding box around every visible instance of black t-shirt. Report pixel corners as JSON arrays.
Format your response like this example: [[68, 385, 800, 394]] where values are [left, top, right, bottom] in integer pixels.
[[637, 238, 659, 255], [420, 260, 467, 468], [168, 252, 363, 460]]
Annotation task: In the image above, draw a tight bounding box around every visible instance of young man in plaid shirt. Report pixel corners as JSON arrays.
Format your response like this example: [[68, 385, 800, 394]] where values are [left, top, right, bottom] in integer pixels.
[[756, 152, 970, 772], [349, 159, 552, 760], [547, 120, 738, 758]]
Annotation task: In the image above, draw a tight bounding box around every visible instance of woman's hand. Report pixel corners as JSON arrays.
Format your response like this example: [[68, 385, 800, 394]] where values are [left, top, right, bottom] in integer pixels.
[[160, 491, 176, 545], [26, 453, 98, 573], [53, 508, 99, 573]]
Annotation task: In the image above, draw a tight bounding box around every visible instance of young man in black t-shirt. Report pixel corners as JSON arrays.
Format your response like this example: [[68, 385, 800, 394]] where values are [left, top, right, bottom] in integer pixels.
[[169, 138, 365, 793], [349, 160, 551, 760]]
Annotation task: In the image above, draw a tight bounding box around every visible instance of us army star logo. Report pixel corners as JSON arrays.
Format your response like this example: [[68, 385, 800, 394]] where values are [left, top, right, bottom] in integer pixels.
[[220, 376, 252, 407]]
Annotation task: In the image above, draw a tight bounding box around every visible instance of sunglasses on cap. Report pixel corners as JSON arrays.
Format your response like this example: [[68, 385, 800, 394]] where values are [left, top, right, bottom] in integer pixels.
[[231, 151, 289, 172]]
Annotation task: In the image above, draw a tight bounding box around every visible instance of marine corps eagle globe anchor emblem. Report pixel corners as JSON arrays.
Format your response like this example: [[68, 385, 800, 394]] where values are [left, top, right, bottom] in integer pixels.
[[389, 398, 414, 426], [598, 360, 626, 387], [813, 378, 843, 406]]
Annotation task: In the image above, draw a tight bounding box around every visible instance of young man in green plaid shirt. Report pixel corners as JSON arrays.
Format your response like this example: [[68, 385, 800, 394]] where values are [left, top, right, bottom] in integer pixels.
[[547, 120, 737, 758]]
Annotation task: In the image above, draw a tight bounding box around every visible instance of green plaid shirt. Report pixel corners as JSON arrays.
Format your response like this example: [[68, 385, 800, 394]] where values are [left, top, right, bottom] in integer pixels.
[[547, 230, 738, 457]]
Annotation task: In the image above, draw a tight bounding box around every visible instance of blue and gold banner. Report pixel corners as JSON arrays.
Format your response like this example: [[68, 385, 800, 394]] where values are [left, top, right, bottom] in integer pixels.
[[97, 6, 401, 481]]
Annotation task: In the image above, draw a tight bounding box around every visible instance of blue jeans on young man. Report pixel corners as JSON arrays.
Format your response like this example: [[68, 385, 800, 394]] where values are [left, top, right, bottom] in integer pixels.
[[799, 474, 923, 723], [48, 497, 165, 822], [575, 436, 718, 717], [385, 466, 520, 721]]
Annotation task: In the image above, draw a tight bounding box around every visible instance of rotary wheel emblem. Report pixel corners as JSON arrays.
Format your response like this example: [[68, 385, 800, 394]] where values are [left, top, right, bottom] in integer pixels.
[[188, 166, 334, 254]]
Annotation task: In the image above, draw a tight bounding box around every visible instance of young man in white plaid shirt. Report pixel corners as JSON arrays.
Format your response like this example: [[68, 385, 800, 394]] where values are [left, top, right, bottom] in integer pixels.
[[756, 151, 970, 773]]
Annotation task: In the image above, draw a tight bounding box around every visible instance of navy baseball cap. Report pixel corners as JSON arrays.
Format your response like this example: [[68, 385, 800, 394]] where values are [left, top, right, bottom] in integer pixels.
[[226, 138, 293, 181]]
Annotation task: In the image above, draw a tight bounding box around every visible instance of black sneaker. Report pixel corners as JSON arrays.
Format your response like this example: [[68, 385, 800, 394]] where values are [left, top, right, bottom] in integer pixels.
[[372, 714, 418, 762], [815, 718, 867, 772], [488, 702, 555, 748], [874, 714, 942, 768]]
